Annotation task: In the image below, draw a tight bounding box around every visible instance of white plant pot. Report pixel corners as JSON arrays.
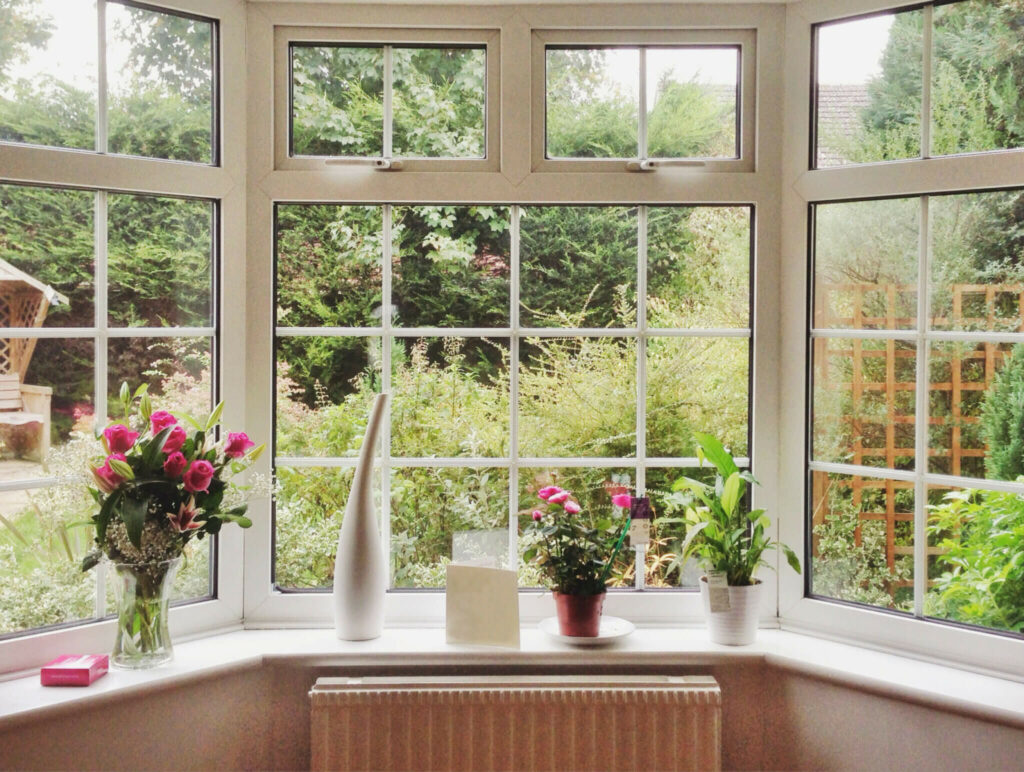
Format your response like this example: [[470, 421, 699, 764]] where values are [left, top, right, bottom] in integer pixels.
[[699, 576, 762, 646]]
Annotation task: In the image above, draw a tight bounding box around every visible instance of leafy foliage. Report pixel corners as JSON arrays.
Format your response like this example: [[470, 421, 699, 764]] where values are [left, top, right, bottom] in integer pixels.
[[981, 343, 1024, 481]]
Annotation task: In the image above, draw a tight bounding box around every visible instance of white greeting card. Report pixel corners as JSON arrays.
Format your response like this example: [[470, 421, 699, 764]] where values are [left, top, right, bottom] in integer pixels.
[[445, 564, 520, 649]]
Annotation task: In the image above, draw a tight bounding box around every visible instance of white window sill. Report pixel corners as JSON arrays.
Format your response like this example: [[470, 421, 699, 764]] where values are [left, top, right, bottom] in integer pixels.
[[2, 627, 1024, 731]]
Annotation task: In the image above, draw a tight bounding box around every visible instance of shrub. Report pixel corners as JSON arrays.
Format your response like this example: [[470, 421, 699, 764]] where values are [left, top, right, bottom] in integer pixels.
[[981, 343, 1024, 481]]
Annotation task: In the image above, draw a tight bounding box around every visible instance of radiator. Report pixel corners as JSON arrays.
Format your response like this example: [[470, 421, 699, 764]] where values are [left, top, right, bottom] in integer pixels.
[[310, 675, 721, 772]]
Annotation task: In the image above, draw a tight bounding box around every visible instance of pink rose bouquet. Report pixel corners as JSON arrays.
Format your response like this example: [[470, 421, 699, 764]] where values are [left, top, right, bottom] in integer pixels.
[[82, 383, 264, 570]]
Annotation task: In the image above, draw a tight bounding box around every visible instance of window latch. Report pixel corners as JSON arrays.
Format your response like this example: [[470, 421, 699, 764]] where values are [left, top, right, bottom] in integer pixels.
[[374, 158, 404, 171], [625, 159, 657, 172]]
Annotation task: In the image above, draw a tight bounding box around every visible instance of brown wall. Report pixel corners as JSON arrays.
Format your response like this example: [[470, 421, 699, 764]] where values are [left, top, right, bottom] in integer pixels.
[[2, 663, 1023, 771]]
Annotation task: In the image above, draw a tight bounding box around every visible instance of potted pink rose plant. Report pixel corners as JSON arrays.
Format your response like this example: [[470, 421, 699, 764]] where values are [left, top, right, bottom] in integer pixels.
[[524, 485, 631, 636], [82, 383, 263, 669]]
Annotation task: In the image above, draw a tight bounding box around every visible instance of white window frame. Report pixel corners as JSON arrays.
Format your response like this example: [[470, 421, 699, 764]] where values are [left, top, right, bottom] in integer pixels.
[[780, 0, 1024, 679], [0, 0, 246, 676], [531, 28, 756, 174], [245, 1, 785, 629], [274, 26, 500, 172]]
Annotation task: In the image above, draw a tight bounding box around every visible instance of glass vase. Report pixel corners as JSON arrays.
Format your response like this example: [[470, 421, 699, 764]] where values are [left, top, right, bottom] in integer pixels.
[[111, 557, 181, 669]]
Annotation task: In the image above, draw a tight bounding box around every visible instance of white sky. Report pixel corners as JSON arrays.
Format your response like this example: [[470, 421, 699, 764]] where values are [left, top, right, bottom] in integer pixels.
[[817, 15, 895, 85]]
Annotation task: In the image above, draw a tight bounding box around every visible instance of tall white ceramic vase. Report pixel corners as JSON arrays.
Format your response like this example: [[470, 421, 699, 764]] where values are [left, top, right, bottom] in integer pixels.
[[333, 392, 389, 640]]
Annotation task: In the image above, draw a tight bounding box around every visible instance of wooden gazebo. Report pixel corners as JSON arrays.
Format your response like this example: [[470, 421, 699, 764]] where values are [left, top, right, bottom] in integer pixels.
[[0, 259, 68, 461]]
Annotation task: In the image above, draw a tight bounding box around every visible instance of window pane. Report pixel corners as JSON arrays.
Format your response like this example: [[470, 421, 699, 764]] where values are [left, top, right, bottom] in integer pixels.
[[647, 337, 748, 459], [274, 466, 360, 589], [291, 45, 384, 157], [391, 337, 508, 458], [106, 2, 214, 163], [518, 467, 632, 588], [546, 47, 638, 159], [646, 47, 737, 159], [926, 483, 1024, 634], [0, 339, 93, 481], [108, 194, 213, 327], [519, 337, 636, 458], [0, 0, 96, 151], [810, 470, 914, 612], [812, 336, 916, 470], [276, 336, 381, 458], [931, 0, 1024, 157], [392, 205, 509, 327], [0, 183, 94, 328], [107, 337, 212, 421], [930, 190, 1024, 333], [392, 47, 485, 158], [392, 466, 507, 588], [814, 199, 919, 330], [815, 10, 922, 167], [519, 206, 637, 328], [647, 206, 750, 329], [276, 204, 383, 328], [647, 465, 735, 589]]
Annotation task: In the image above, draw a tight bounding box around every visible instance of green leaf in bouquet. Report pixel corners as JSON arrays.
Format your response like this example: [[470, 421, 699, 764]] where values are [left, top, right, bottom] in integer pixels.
[[204, 402, 224, 432], [247, 443, 266, 462], [96, 490, 122, 545], [142, 427, 173, 469], [121, 491, 150, 549], [220, 514, 252, 528], [178, 412, 203, 431], [80, 550, 102, 572]]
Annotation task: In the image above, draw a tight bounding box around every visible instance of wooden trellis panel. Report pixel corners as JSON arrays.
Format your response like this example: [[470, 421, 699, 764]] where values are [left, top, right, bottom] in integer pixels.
[[814, 282, 1024, 590]]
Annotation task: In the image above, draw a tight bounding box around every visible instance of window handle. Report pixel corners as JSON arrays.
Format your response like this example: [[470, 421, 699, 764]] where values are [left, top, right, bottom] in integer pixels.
[[374, 158, 404, 171], [625, 159, 657, 172]]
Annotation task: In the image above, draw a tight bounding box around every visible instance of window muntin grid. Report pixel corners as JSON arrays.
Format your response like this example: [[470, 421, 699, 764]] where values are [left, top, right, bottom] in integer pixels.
[[807, 186, 1024, 637], [273, 203, 753, 591]]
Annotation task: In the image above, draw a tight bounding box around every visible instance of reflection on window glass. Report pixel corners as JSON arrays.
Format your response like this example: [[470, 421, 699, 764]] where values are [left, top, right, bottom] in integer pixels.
[[107, 2, 214, 163], [518, 337, 637, 458], [815, 10, 922, 167], [108, 194, 213, 327], [291, 45, 384, 157], [519, 205, 637, 328], [0, 183, 94, 328], [392, 467, 507, 587], [931, 0, 1024, 157], [392, 47, 485, 158], [546, 47, 639, 159], [646, 47, 737, 159], [810, 470, 914, 611], [392, 206, 509, 327], [814, 198, 919, 330], [0, 0, 97, 151], [647, 206, 750, 329], [275, 336, 381, 458], [391, 337, 509, 458]]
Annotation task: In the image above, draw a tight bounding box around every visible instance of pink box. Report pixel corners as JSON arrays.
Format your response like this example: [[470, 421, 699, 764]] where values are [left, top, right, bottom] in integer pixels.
[[40, 655, 109, 687]]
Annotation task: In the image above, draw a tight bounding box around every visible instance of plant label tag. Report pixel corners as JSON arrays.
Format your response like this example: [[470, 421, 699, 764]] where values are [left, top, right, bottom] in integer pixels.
[[707, 571, 731, 612], [628, 518, 650, 547], [628, 496, 652, 547]]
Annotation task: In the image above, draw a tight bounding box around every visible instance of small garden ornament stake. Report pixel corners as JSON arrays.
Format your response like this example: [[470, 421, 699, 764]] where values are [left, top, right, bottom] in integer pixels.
[[83, 383, 263, 668], [665, 432, 801, 645], [525, 486, 630, 636]]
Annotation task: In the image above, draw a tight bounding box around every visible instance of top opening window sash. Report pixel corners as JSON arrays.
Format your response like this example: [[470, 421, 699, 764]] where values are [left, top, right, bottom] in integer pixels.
[[531, 28, 756, 174], [273, 26, 500, 172]]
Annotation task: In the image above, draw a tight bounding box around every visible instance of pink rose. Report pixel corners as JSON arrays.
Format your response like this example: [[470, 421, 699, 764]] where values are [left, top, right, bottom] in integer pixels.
[[223, 432, 255, 459], [93, 453, 127, 493], [537, 485, 561, 501], [564, 500, 581, 515], [150, 411, 177, 434], [163, 451, 187, 479], [548, 490, 570, 504], [167, 498, 202, 533], [183, 460, 215, 493], [532, 509, 543, 521], [612, 493, 632, 509], [103, 424, 139, 454], [162, 425, 186, 454]]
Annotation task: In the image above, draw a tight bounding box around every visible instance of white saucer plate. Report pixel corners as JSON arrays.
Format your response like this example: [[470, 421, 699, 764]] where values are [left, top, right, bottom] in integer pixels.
[[538, 616, 635, 646]]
